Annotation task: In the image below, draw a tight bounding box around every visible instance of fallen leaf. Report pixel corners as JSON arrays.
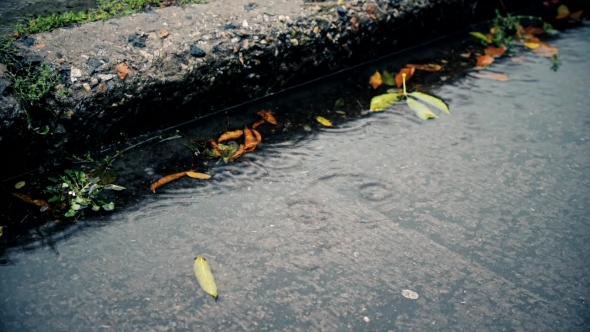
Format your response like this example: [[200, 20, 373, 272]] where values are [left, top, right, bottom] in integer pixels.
[[405, 63, 442, 72], [476, 55, 494, 67], [194, 255, 218, 299], [524, 42, 540, 49], [469, 31, 491, 44], [208, 139, 221, 157], [316, 116, 333, 127], [521, 26, 545, 35], [395, 67, 415, 88], [103, 184, 126, 191], [484, 44, 507, 57], [407, 91, 450, 115], [369, 71, 382, 89], [460, 53, 471, 58], [556, 5, 569, 19], [406, 98, 437, 120], [533, 44, 559, 58], [0, 226, 3, 237], [12, 193, 51, 211], [252, 129, 262, 144], [252, 119, 265, 129], [569, 10, 583, 20], [150, 171, 187, 193], [381, 70, 396, 86], [14, 181, 25, 189], [401, 289, 419, 299], [186, 171, 211, 179], [115, 63, 131, 80], [93, 168, 117, 185], [243, 126, 258, 152], [257, 110, 277, 125], [370, 93, 402, 112], [229, 144, 246, 162], [469, 72, 509, 81], [217, 130, 243, 143]]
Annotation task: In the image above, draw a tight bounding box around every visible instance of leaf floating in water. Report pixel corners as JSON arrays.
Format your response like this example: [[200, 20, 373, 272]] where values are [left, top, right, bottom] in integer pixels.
[[150, 171, 187, 193], [381, 70, 396, 86], [395, 67, 415, 88], [401, 289, 419, 299], [257, 110, 277, 125], [194, 255, 218, 299], [252, 119, 265, 129], [316, 116, 333, 127], [370, 93, 402, 112], [406, 98, 437, 120], [14, 181, 25, 189], [407, 91, 450, 115], [469, 72, 509, 82], [217, 130, 243, 143], [186, 171, 211, 180], [368, 71, 382, 89]]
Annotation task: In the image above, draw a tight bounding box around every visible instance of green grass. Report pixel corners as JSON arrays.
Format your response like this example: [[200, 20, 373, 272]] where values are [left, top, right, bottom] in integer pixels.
[[14, 0, 206, 36]]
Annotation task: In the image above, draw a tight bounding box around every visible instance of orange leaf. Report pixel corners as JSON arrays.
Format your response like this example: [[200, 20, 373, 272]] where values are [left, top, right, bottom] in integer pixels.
[[521, 26, 545, 35], [230, 144, 246, 162], [405, 64, 442, 72], [150, 171, 187, 193], [569, 10, 583, 20], [252, 119, 265, 129], [217, 130, 243, 143], [252, 128, 262, 144], [369, 71, 382, 89], [208, 139, 221, 156], [257, 110, 277, 125], [395, 67, 415, 88], [476, 55, 494, 67], [186, 171, 211, 179], [533, 44, 559, 58], [469, 72, 508, 81], [243, 126, 258, 152], [12, 193, 51, 212], [484, 44, 507, 57], [556, 13, 569, 19]]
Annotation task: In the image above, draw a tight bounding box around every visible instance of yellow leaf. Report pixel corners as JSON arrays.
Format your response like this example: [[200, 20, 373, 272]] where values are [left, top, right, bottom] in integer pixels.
[[369, 71, 382, 89], [186, 171, 211, 179], [217, 130, 243, 143], [557, 5, 569, 16], [381, 70, 396, 86], [194, 255, 218, 299], [370, 93, 402, 112], [316, 116, 333, 127], [15, 181, 25, 189], [524, 42, 540, 49], [0, 226, 2, 237], [406, 98, 437, 120], [408, 91, 450, 115], [469, 31, 491, 44]]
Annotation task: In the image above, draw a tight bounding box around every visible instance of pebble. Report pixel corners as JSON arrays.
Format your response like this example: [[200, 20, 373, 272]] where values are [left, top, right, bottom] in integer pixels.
[[70, 67, 82, 82], [190, 45, 206, 57], [242, 20, 249, 28], [82, 83, 91, 92], [363, 317, 370, 323], [98, 74, 114, 81]]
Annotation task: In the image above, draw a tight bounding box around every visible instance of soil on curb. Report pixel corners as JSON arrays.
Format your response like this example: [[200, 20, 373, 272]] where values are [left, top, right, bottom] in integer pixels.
[[0, 0, 549, 177]]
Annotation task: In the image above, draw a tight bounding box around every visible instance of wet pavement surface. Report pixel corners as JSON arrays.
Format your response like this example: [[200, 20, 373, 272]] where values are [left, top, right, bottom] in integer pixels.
[[1, 26, 589, 331]]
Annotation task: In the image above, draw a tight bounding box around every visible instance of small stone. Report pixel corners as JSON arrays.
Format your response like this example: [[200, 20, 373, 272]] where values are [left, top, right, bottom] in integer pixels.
[[337, 6, 348, 16], [128, 34, 147, 48], [23, 37, 35, 47], [159, 29, 169, 39], [363, 317, 370, 323], [290, 39, 299, 46], [82, 83, 91, 92], [189, 45, 206, 57], [98, 74, 114, 81], [102, 56, 110, 63], [70, 67, 82, 82], [86, 58, 102, 69], [263, 14, 269, 22], [115, 63, 131, 80], [242, 20, 249, 27], [56, 52, 63, 59], [231, 37, 241, 44], [97, 83, 107, 93], [57, 58, 66, 64]]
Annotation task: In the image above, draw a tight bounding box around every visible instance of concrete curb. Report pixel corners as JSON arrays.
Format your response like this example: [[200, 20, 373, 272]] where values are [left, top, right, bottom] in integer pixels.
[[0, 0, 539, 175]]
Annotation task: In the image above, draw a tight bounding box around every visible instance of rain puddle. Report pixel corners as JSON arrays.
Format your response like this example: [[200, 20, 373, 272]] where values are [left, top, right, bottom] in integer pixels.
[[1, 22, 590, 331]]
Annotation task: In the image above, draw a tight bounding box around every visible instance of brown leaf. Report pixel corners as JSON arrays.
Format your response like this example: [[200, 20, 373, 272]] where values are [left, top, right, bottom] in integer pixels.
[[469, 72, 508, 81], [476, 55, 494, 67], [521, 26, 545, 35], [230, 144, 246, 162], [252, 119, 265, 129], [569, 10, 583, 20], [369, 71, 382, 89], [12, 193, 51, 212], [115, 63, 131, 80], [208, 139, 221, 156], [484, 44, 507, 57], [217, 130, 244, 143], [532, 44, 559, 58], [150, 171, 187, 193], [395, 67, 415, 88], [405, 64, 442, 72], [186, 171, 211, 179], [252, 128, 262, 144], [257, 110, 277, 125], [243, 126, 258, 152]]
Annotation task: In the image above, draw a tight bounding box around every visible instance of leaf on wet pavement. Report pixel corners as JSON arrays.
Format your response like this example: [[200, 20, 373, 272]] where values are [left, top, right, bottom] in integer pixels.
[[229, 144, 245, 162], [252, 129, 262, 144], [406, 97, 437, 120], [476, 54, 494, 67], [12, 193, 51, 212], [370, 93, 402, 112], [469, 31, 491, 44], [469, 72, 509, 81], [257, 110, 277, 125], [316, 116, 333, 127], [484, 44, 507, 57], [521, 26, 545, 35], [407, 91, 450, 115], [194, 255, 218, 299], [405, 63, 442, 72], [243, 126, 259, 152], [524, 42, 540, 49], [208, 139, 222, 157], [252, 119, 266, 129], [219, 142, 240, 163], [369, 71, 382, 89], [217, 130, 243, 143], [381, 70, 396, 86], [401, 289, 419, 299], [395, 67, 415, 88], [150, 171, 187, 193], [186, 171, 211, 179], [14, 181, 25, 189]]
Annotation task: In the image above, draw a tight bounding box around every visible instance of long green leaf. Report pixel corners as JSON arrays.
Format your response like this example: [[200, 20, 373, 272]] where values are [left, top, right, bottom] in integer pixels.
[[370, 93, 402, 112], [469, 31, 490, 44], [194, 255, 218, 298], [408, 91, 450, 115], [407, 98, 437, 120]]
